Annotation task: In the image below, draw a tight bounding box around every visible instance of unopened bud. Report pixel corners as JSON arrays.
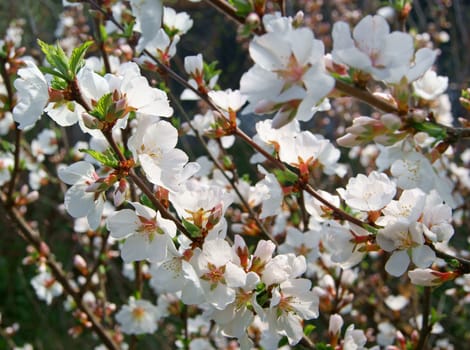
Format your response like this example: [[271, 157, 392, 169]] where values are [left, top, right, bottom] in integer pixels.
[[372, 92, 398, 108], [82, 112, 103, 130], [113, 179, 128, 207], [39, 242, 50, 256], [245, 13, 260, 28], [292, 11, 304, 27], [380, 113, 401, 131], [74, 255, 88, 275], [207, 203, 223, 229], [26, 191, 39, 203], [328, 313, 343, 336]]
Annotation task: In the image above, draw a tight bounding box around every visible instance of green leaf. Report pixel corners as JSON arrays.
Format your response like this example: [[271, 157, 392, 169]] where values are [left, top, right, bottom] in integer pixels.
[[99, 24, 108, 42], [140, 194, 155, 210], [304, 324, 316, 336], [39, 64, 67, 83], [430, 307, 445, 324], [89, 92, 113, 120], [316, 343, 334, 350], [0, 140, 14, 152], [122, 21, 135, 39], [273, 168, 298, 186], [51, 76, 68, 90], [182, 218, 202, 238], [255, 282, 266, 293], [79, 148, 118, 168], [38, 39, 71, 81], [410, 121, 447, 140], [69, 41, 93, 76], [227, 0, 253, 16], [278, 336, 289, 347], [203, 60, 221, 81]]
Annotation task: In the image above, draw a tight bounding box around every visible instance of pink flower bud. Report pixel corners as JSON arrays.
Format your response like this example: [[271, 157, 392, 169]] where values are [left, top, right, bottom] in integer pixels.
[[73, 255, 88, 275], [408, 268, 458, 286], [328, 313, 343, 336]]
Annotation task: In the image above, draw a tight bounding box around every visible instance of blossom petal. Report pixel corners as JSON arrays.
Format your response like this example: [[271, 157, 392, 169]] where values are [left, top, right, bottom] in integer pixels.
[[385, 250, 410, 277]]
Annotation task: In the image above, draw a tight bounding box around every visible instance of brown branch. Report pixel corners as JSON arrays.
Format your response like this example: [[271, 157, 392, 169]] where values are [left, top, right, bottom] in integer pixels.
[[333, 79, 399, 114], [204, 0, 247, 27], [79, 231, 110, 297], [93, 16, 112, 74], [434, 246, 470, 274]]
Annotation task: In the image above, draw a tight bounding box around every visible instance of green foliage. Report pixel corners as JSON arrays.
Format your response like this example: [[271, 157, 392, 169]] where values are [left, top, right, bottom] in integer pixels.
[[410, 121, 447, 140], [227, 0, 253, 16], [304, 324, 316, 336], [79, 148, 119, 168], [278, 336, 289, 347], [121, 21, 136, 39], [89, 93, 113, 121], [273, 168, 299, 186], [69, 41, 93, 76], [140, 194, 155, 210], [37, 40, 92, 82], [203, 60, 222, 89], [182, 218, 202, 238]]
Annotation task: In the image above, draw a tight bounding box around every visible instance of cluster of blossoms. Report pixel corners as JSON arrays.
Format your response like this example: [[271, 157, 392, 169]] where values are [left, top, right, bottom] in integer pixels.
[[1, 0, 470, 349]]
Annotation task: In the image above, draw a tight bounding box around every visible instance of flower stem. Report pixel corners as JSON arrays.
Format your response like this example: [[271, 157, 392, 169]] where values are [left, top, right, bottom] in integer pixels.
[[416, 287, 432, 350]]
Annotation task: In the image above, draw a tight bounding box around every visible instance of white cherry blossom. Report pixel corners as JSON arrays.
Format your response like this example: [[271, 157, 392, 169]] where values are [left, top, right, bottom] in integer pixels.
[[408, 268, 457, 286], [377, 218, 436, 277], [195, 238, 246, 310], [31, 129, 58, 161], [169, 181, 233, 238], [240, 15, 334, 126], [263, 278, 319, 346], [337, 171, 396, 212], [278, 130, 343, 177], [106, 201, 177, 263], [261, 253, 306, 286], [30, 269, 63, 305], [208, 271, 260, 343], [150, 252, 205, 305], [390, 150, 436, 191], [0, 153, 14, 186], [130, 0, 163, 53], [13, 61, 49, 129], [208, 89, 247, 113], [128, 118, 199, 191], [332, 15, 436, 83], [323, 221, 369, 268], [421, 190, 454, 243], [58, 161, 105, 230], [163, 7, 193, 35], [115, 297, 160, 334], [413, 69, 448, 100], [278, 227, 321, 273], [384, 295, 409, 311]]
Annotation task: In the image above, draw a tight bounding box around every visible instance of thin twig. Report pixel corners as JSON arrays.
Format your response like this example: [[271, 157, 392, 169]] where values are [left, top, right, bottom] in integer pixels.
[[416, 287, 432, 350], [204, 0, 248, 27], [169, 91, 277, 244]]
